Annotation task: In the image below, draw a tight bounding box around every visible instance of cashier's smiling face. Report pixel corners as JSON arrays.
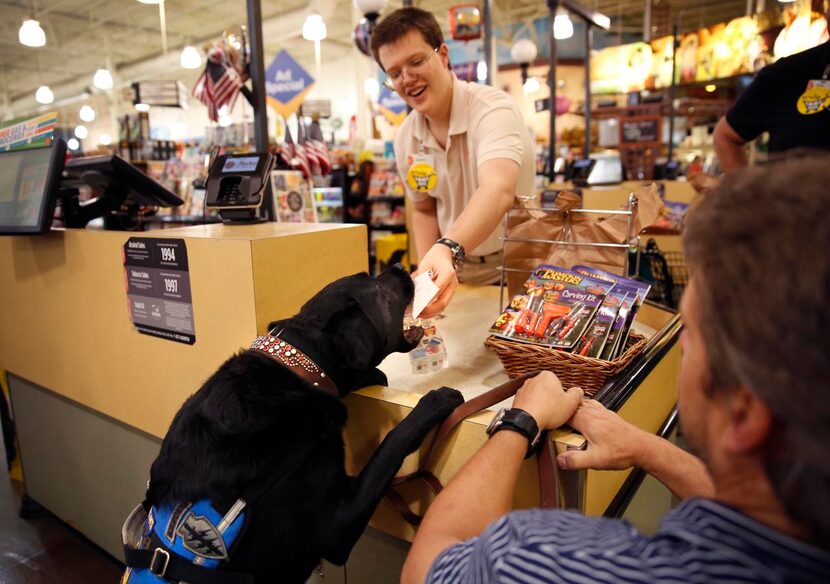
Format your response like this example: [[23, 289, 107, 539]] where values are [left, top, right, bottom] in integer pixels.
[[377, 30, 453, 120]]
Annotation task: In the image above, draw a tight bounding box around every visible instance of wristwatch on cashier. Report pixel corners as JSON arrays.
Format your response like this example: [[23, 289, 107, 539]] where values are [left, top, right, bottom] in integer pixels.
[[485, 408, 542, 459], [435, 237, 466, 271]]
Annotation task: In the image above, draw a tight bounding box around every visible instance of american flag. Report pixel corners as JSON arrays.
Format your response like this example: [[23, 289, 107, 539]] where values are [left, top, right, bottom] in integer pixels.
[[193, 48, 244, 122], [283, 122, 311, 178]]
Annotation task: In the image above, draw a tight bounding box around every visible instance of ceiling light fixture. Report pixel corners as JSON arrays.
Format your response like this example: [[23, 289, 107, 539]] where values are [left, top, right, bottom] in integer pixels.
[[99, 133, 112, 146], [74, 125, 88, 139], [180, 45, 202, 69], [302, 14, 327, 41], [136, 0, 164, 4], [19, 19, 46, 47], [511, 39, 538, 85], [523, 77, 541, 95], [35, 85, 54, 104], [553, 8, 574, 40], [67, 138, 80, 151], [135, 103, 151, 112], [79, 105, 96, 122], [93, 68, 114, 90]]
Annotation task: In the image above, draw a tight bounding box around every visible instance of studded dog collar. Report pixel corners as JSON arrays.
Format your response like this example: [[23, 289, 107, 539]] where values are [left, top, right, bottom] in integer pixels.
[[249, 335, 339, 398]]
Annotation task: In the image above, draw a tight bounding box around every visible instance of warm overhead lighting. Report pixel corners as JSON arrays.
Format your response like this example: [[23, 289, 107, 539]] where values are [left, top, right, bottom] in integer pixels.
[[135, 103, 151, 112], [523, 77, 541, 95], [218, 113, 233, 127], [302, 14, 327, 41], [777, 0, 796, 3], [553, 8, 574, 40], [705, 84, 717, 93], [180, 45, 202, 69], [477, 60, 488, 82], [511, 39, 538, 85], [74, 125, 88, 139], [35, 85, 54, 104], [99, 133, 112, 146], [79, 105, 96, 122], [93, 68, 114, 90], [19, 19, 46, 47], [67, 138, 80, 151], [137, 0, 164, 4]]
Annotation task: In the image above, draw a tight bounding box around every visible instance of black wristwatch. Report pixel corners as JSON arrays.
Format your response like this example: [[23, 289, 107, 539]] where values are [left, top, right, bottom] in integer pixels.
[[485, 408, 542, 459], [435, 237, 466, 271]]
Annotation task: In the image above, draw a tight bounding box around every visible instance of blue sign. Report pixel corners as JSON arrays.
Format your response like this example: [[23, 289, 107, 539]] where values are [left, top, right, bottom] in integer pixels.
[[265, 50, 315, 118], [377, 87, 408, 126]]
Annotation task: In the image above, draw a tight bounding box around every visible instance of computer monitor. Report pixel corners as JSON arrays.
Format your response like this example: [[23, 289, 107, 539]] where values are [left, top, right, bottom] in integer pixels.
[[0, 139, 67, 235], [61, 154, 183, 228]]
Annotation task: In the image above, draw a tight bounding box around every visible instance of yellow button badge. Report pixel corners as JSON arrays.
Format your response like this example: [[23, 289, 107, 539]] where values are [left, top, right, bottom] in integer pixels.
[[406, 162, 438, 192], [797, 85, 830, 115]]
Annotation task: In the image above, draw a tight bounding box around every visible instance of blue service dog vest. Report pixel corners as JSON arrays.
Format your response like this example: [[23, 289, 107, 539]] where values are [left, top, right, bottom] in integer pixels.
[[122, 498, 247, 583]]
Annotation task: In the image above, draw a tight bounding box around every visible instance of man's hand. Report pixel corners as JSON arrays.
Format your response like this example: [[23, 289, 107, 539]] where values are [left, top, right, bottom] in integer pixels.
[[558, 400, 715, 499], [413, 243, 458, 318], [512, 371, 584, 431], [556, 400, 650, 471]]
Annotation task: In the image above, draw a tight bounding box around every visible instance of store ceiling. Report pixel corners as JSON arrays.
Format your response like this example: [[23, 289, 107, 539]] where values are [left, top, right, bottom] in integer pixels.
[[0, 0, 748, 118]]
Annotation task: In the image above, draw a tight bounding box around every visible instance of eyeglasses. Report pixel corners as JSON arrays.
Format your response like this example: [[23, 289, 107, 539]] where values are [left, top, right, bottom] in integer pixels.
[[383, 47, 439, 91]]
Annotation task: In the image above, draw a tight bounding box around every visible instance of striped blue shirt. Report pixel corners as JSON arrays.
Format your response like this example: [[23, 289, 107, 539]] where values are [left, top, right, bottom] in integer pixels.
[[428, 498, 830, 583]]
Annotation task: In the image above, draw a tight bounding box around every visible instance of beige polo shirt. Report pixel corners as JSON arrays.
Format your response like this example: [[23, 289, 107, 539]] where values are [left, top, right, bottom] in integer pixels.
[[394, 75, 536, 256]]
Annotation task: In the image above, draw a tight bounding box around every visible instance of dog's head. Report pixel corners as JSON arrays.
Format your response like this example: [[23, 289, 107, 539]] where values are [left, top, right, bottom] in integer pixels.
[[266, 264, 424, 395]]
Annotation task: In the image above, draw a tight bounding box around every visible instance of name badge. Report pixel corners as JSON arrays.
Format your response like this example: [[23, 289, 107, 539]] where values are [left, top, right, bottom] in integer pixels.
[[406, 152, 438, 193], [797, 79, 830, 115]]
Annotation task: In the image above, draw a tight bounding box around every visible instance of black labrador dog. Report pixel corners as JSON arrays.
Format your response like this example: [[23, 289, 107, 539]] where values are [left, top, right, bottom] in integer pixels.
[[122, 266, 463, 583]]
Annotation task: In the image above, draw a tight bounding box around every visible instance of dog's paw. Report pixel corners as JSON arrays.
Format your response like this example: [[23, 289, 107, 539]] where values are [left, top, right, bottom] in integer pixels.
[[413, 386, 464, 419]]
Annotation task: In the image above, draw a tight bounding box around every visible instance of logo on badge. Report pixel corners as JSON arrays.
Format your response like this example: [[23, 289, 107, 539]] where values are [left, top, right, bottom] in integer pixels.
[[406, 162, 438, 192], [797, 86, 830, 115]]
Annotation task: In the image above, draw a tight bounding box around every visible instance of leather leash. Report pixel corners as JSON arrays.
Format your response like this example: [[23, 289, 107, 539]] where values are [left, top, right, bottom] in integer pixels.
[[385, 373, 563, 525]]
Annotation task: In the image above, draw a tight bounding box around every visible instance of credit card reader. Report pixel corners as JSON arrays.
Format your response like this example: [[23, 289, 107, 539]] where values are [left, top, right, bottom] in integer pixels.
[[206, 153, 275, 223]]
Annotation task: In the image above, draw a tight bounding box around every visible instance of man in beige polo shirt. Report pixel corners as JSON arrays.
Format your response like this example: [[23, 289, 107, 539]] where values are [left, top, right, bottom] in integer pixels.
[[371, 7, 535, 318]]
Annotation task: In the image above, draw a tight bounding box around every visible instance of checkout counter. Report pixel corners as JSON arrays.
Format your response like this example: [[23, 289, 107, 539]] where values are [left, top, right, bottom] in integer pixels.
[[0, 146, 683, 583]]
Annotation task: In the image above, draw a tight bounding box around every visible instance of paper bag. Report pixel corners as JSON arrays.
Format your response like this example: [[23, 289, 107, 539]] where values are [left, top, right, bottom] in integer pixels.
[[503, 184, 663, 296]]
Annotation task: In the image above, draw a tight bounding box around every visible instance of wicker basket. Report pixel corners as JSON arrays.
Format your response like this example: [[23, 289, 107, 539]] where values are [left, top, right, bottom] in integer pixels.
[[484, 333, 648, 396]]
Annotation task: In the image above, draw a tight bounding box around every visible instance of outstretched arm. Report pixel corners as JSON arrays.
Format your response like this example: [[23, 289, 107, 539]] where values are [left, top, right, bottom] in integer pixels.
[[402, 372, 583, 584], [557, 400, 714, 500], [414, 158, 518, 318]]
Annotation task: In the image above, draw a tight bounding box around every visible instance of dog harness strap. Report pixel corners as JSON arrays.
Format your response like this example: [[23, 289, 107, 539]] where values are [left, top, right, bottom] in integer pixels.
[[248, 335, 339, 398], [124, 544, 255, 583]]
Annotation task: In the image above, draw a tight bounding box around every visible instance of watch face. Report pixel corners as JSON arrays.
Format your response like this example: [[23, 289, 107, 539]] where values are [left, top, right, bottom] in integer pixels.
[[485, 408, 507, 435]]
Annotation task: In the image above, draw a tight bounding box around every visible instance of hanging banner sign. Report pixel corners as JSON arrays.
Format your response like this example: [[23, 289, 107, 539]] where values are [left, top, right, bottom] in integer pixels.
[[265, 50, 315, 119], [377, 87, 408, 126], [0, 112, 56, 152], [123, 237, 196, 345]]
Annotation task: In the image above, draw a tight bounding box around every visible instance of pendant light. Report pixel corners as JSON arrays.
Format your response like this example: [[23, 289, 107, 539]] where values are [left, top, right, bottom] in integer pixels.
[[74, 125, 88, 140], [67, 138, 80, 151], [93, 68, 114, 90], [180, 45, 202, 69], [35, 85, 54, 104], [79, 105, 96, 122], [511, 39, 538, 85], [19, 19, 46, 47], [553, 8, 574, 40]]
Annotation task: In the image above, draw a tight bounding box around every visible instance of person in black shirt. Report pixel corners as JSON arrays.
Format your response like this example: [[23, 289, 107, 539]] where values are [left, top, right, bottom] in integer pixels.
[[714, 40, 830, 173]]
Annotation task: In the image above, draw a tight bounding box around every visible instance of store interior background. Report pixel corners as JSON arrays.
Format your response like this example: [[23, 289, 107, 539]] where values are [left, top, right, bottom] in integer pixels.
[[2, 0, 768, 172]]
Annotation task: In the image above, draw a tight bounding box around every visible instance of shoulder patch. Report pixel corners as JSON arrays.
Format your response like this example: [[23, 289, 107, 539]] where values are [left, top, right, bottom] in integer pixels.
[[177, 512, 228, 560]]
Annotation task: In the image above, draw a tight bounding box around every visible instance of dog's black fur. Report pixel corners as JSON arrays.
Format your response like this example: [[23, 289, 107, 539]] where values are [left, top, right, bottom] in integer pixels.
[[144, 266, 463, 583]]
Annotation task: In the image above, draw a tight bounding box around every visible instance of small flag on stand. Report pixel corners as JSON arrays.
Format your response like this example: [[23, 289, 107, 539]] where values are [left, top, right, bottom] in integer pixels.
[[193, 47, 244, 122]]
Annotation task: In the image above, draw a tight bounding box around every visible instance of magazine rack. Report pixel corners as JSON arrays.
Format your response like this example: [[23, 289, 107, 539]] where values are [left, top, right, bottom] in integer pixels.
[[498, 192, 642, 309]]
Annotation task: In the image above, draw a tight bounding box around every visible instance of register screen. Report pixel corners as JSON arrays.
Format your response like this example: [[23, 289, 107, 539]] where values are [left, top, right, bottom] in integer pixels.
[[222, 156, 260, 173], [0, 147, 52, 228]]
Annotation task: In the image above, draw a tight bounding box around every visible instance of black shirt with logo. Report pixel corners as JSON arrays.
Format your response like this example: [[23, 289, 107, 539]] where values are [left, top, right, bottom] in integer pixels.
[[726, 41, 830, 153]]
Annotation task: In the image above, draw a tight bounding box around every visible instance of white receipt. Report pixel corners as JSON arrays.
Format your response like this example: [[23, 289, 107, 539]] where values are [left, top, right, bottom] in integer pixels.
[[411, 271, 440, 318]]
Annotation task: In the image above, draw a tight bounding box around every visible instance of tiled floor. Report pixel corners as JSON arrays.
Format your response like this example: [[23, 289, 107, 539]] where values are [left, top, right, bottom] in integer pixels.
[[0, 439, 124, 583]]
